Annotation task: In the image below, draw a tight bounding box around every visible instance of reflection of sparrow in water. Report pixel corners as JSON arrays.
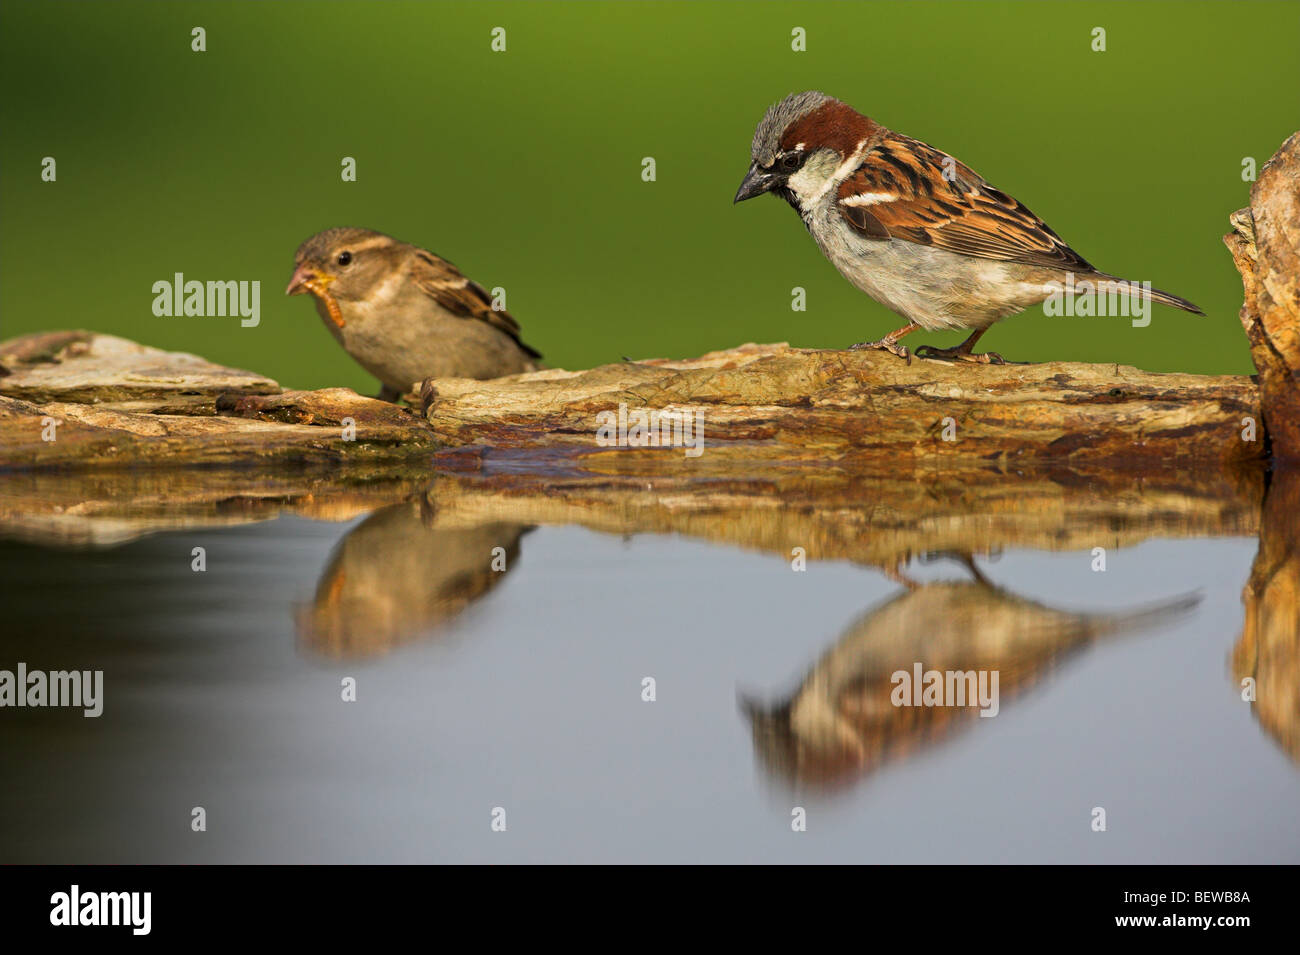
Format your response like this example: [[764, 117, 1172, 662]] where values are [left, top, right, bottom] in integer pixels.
[[296, 494, 533, 658], [286, 227, 542, 401], [734, 91, 1203, 363], [743, 557, 1197, 791]]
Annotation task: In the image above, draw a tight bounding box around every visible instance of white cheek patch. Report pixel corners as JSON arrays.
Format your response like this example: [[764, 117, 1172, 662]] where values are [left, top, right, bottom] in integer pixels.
[[786, 165, 825, 202], [794, 139, 873, 206]]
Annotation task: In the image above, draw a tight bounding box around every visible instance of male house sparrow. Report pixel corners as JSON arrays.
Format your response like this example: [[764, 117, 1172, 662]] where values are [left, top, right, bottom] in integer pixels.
[[286, 227, 542, 400], [734, 91, 1202, 362]]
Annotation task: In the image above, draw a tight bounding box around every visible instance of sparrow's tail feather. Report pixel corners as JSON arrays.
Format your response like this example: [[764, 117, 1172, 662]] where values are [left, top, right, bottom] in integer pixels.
[[1083, 590, 1203, 642], [1089, 273, 1205, 315]]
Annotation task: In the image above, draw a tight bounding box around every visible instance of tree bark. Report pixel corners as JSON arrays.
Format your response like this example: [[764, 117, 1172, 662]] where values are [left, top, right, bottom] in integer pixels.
[[0, 334, 1266, 473], [1224, 130, 1300, 463], [419, 343, 1261, 471]]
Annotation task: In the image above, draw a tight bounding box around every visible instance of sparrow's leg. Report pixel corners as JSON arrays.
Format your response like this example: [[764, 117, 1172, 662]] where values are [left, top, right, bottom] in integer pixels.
[[954, 553, 993, 588], [376, 384, 403, 403], [883, 561, 921, 590], [416, 491, 439, 528], [917, 550, 991, 584], [849, 322, 920, 363], [914, 328, 1005, 364]]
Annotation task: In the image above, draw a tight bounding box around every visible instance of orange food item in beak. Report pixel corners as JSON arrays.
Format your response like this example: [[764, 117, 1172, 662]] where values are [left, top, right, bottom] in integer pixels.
[[285, 264, 345, 328], [307, 280, 345, 328]]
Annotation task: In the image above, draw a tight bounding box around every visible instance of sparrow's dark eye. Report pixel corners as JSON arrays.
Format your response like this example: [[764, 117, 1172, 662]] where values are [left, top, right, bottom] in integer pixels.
[[780, 152, 804, 172], [337, 251, 353, 266]]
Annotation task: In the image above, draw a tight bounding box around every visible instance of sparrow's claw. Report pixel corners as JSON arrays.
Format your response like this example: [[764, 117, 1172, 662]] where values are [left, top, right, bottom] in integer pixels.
[[914, 344, 1005, 365], [849, 339, 912, 364]]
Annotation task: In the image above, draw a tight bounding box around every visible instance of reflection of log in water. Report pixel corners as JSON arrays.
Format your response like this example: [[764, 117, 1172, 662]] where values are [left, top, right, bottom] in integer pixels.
[[295, 495, 532, 659], [743, 564, 1198, 791], [420, 467, 1261, 575], [1234, 468, 1300, 762], [0, 465, 1260, 565]]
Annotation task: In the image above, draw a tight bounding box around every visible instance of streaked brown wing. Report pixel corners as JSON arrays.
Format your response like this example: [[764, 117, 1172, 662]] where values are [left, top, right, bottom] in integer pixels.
[[409, 250, 542, 359], [837, 134, 1093, 273]]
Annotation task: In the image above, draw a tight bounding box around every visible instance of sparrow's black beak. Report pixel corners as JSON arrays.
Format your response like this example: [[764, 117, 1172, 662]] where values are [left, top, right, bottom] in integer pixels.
[[733, 163, 775, 204]]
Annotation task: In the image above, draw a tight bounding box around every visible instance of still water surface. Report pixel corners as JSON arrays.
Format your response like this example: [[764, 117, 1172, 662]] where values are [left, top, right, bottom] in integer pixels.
[[1, 496, 1296, 863]]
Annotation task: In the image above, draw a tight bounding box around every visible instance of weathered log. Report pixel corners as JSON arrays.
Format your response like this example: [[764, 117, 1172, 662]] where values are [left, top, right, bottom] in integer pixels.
[[0, 332, 436, 471], [0, 330, 1265, 473], [0, 330, 277, 406], [1224, 130, 1300, 463], [420, 343, 1262, 470]]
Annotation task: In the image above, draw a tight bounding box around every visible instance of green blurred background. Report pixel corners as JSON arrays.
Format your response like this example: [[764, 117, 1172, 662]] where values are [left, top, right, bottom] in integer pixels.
[[2, 1, 1296, 390]]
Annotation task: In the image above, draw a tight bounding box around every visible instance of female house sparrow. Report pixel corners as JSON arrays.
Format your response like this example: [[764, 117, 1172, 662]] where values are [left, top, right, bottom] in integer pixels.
[[286, 227, 542, 400], [734, 91, 1202, 362]]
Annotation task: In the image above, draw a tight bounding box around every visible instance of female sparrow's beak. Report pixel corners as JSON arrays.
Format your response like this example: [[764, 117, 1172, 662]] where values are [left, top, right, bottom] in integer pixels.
[[285, 263, 345, 327], [734, 163, 775, 203], [285, 262, 320, 296]]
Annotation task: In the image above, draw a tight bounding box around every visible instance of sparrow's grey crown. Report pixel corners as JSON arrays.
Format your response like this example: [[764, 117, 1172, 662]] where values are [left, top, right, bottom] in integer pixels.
[[295, 226, 387, 262], [750, 90, 831, 164]]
